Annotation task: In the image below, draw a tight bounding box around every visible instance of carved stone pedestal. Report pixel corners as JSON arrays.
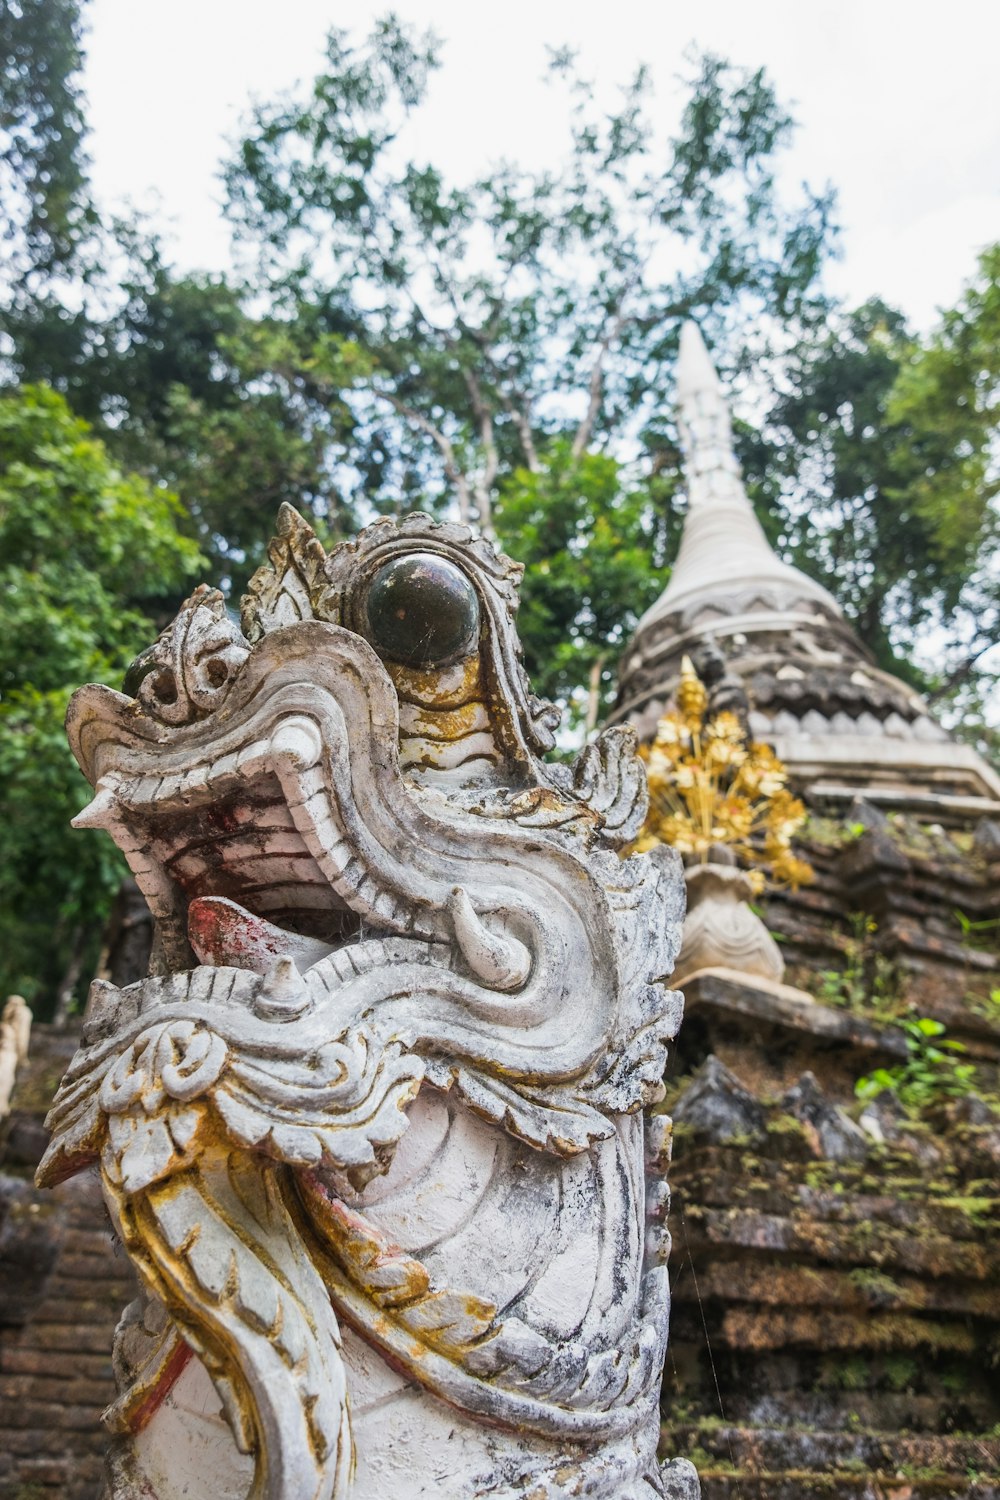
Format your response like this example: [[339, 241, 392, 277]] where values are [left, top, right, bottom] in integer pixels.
[[675, 847, 784, 986]]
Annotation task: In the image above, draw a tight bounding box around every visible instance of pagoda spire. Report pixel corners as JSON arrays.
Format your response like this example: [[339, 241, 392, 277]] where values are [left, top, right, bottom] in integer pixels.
[[637, 322, 839, 630], [611, 323, 1000, 811]]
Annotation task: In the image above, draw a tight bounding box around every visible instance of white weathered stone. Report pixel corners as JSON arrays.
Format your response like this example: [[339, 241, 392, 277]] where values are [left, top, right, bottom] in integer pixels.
[[675, 860, 784, 986], [39, 507, 695, 1499], [0, 994, 31, 1117]]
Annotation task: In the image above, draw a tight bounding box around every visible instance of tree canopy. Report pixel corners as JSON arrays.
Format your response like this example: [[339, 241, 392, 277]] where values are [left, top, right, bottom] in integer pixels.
[[743, 253, 1000, 756], [0, 384, 202, 1012], [0, 0, 94, 284]]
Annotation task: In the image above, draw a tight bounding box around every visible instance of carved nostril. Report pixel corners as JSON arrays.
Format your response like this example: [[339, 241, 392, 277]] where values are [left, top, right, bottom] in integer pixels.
[[121, 645, 158, 698], [150, 670, 178, 705]]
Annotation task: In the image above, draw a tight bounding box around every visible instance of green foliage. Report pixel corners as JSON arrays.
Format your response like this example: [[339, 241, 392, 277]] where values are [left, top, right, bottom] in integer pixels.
[[0, 384, 203, 1011], [968, 988, 1000, 1027], [748, 253, 1000, 752], [953, 908, 1000, 950], [883, 1355, 919, 1392], [7, 16, 841, 704], [494, 442, 669, 720], [217, 18, 836, 685], [1, 7, 998, 1013], [6, 242, 350, 590], [855, 1017, 978, 1116], [0, 0, 94, 282], [830, 1355, 870, 1392], [814, 914, 899, 1019]]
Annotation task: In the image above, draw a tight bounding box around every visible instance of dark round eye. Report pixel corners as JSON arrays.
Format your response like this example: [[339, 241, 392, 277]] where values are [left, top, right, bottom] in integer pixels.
[[365, 553, 480, 667]]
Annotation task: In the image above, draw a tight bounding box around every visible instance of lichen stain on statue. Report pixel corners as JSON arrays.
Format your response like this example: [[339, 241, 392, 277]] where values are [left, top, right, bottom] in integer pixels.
[[37, 505, 698, 1500]]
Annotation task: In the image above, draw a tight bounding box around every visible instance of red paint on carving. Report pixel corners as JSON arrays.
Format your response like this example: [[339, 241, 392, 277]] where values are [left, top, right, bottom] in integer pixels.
[[127, 1339, 193, 1433], [35, 1147, 99, 1189], [188, 896, 286, 970]]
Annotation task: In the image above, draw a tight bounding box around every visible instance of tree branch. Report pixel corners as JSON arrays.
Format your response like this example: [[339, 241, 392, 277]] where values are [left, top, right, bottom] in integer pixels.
[[498, 388, 541, 473], [572, 306, 628, 461], [462, 367, 499, 536], [462, 327, 541, 474], [378, 390, 473, 525], [925, 636, 999, 705]]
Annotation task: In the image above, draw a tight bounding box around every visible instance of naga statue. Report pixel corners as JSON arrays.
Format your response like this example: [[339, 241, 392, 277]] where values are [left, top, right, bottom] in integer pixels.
[[37, 507, 698, 1500]]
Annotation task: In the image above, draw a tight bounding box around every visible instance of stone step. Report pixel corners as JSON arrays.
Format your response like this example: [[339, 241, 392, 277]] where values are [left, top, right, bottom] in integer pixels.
[[694, 1474, 1000, 1500], [683, 1257, 1000, 1319], [675, 1204, 999, 1281], [673, 1423, 1000, 1477], [716, 1389, 999, 1434]]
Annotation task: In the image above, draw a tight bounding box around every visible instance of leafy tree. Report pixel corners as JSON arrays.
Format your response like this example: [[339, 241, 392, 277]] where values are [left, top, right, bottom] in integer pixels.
[[7, 227, 356, 586], [0, 0, 95, 285], [744, 249, 1000, 754], [742, 300, 922, 670], [886, 245, 1000, 740], [8, 16, 838, 719], [216, 17, 837, 709], [495, 443, 674, 723], [7, 10, 994, 747], [0, 384, 203, 1015]]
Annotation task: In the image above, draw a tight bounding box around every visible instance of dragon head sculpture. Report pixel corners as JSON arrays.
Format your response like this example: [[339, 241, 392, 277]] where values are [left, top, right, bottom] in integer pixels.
[[38, 507, 695, 1500]]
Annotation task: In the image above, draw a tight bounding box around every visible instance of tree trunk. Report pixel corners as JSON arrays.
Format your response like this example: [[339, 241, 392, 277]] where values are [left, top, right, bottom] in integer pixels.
[[584, 654, 608, 738], [51, 925, 86, 1029]]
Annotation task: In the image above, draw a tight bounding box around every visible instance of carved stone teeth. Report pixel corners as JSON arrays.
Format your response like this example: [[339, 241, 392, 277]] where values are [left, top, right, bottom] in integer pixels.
[[71, 782, 119, 830], [270, 717, 324, 773], [254, 957, 311, 1020], [206, 751, 241, 786]]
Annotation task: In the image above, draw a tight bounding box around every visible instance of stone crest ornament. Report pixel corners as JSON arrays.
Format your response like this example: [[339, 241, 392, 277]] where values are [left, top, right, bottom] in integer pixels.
[[674, 847, 785, 986], [38, 506, 697, 1499]]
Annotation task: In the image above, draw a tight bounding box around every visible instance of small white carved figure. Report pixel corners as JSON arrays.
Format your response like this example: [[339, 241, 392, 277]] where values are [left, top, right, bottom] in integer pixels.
[[0, 993, 32, 1117], [38, 509, 697, 1499]]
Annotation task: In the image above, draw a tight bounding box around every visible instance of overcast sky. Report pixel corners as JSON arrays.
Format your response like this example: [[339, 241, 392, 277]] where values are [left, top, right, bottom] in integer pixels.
[[82, 0, 999, 332]]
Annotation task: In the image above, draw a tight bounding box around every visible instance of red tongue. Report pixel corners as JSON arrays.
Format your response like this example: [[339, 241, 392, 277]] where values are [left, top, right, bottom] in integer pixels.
[[187, 895, 332, 973]]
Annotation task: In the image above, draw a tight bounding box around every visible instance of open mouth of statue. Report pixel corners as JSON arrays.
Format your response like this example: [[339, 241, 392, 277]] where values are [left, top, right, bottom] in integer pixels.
[[147, 772, 388, 973], [69, 616, 439, 982], [82, 703, 431, 976], [68, 561, 540, 999]]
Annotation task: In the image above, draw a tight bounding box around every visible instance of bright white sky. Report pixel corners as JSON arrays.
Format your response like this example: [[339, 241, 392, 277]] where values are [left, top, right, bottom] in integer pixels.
[[83, 0, 1000, 332]]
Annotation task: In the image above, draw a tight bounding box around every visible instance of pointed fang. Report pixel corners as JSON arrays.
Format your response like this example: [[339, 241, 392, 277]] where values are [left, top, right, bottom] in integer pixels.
[[447, 887, 531, 993], [72, 784, 119, 829], [255, 956, 310, 1020]]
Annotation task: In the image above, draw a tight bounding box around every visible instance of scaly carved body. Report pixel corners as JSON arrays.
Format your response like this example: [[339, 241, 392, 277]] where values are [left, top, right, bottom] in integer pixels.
[[38, 508, 697, 1499]]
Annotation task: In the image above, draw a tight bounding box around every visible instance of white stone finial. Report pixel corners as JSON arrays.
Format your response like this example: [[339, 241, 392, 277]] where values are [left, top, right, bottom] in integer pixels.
[[675, 321, 742, 506], [676, 320, 724, 401], [633, 323, 840, 632]]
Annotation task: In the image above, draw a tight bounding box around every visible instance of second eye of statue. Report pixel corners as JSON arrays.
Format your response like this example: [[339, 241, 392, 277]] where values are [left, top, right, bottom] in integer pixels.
[[365, 553, 481, 668]]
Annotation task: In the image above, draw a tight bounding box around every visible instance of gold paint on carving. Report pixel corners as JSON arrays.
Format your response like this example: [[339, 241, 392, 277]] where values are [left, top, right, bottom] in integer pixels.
[[385, 653, 483, 709], [634, 657, 814, 892], [292, 1173, 497, 1360]]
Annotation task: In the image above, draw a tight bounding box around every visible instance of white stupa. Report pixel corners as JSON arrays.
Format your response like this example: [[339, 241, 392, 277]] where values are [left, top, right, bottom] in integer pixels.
[[611, 324, 1000, 815]]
